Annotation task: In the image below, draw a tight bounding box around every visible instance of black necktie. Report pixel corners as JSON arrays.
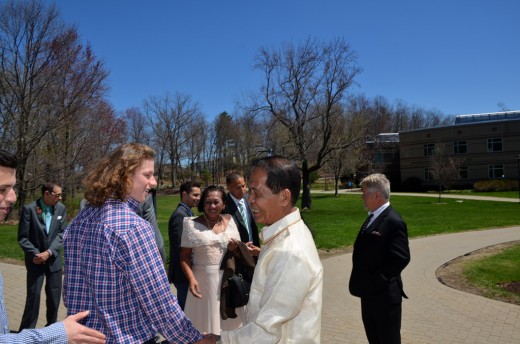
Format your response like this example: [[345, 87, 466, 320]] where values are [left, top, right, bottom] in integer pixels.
[[361, 214, 374, 234]]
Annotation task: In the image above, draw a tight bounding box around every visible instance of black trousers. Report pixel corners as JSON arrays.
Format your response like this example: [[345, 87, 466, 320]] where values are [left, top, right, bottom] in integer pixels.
[[361, 296, 402, 344]]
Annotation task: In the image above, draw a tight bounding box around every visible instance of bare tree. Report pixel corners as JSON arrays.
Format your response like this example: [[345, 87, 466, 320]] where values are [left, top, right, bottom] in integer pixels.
[[145, 92, 202, 187], [429, 145, 466, 202], [253, 37, 362, 208], [125, 107, 151, 145], [182, 113, 207, 181], [326, 107, 367, 196], [232, 110, 264, 171], [0, 0, 109, 206], [214, 112, 238, 180], [202, 122, 219, 185]]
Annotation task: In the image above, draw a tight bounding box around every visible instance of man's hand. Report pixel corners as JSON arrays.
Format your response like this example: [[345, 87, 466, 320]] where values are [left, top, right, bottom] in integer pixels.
[[246, 242, 261, 257], [62, 310, 106, 344], [32, 251, 51, 264]]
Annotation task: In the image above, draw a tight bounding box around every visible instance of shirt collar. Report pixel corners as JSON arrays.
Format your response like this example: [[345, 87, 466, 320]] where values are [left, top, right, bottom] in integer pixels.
[[178, 202, 193, 215], [260, 207, 301, 243], [39, 198, 53, 213], [369, 201, 390, 219], [126, 197, 140, 213], [229, 193, 243, 206]]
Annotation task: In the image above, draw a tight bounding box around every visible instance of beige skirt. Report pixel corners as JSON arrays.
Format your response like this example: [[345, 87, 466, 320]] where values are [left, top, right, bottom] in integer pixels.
[[184, 264, 246, 335]]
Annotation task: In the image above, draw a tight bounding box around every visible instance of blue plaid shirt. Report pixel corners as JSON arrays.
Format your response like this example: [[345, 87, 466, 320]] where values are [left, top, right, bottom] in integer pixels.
[[1, 273, 67, 343], [63, 198, 202, 343]]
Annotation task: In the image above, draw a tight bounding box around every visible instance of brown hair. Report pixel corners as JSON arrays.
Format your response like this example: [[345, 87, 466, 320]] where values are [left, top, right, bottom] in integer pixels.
[[84, 143, 155, 206]]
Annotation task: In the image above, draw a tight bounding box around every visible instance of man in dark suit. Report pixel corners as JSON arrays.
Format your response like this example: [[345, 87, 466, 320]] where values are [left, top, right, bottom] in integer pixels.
[[223, 173, 260, 248], [18, 181, 67, 330], [168, 181, 201, 310], [349, 173, 411, 344]]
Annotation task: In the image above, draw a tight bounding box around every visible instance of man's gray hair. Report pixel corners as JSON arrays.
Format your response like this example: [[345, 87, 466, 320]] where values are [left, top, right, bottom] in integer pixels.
[[360, 173, 391, 200]]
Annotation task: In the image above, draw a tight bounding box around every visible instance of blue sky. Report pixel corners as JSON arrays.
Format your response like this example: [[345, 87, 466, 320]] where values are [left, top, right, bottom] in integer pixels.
[[54, 0, 519, 120]]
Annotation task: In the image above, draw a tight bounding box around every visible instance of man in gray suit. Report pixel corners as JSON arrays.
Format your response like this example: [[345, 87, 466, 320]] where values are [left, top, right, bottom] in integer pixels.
[[18, 182, 67, 330]]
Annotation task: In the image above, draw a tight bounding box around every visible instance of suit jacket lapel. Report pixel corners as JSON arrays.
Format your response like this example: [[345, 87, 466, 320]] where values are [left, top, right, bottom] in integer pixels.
[[36, 199, 47, 231], [225, 195, 244, 228], [365, 206, 392, 233]]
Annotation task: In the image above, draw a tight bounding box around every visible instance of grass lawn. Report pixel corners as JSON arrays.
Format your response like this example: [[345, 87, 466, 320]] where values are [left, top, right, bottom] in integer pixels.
[[2, 192, 519, 261], [463, 243, 520, 304], [301, 193, 520, 249]]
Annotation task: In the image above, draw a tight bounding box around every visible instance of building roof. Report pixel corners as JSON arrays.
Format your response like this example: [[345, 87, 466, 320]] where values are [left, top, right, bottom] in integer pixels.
[[366, 133, 400, 144], [455, 110, 520, 124], [400, 110, 520, 134], [376, 133, 399, 143]]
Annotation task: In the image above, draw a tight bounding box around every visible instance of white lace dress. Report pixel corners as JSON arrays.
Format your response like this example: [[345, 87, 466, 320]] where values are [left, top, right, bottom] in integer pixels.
[[181, 216, 245, 335]]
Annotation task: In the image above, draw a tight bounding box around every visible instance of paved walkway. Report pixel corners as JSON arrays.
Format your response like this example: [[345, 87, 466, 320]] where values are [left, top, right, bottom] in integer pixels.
[[321, 226, 520, 343], [2, 226, 520, 343]]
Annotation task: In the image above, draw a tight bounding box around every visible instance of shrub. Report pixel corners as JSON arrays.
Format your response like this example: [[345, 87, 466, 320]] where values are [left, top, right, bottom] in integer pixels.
[[473, 179, 519, 192]]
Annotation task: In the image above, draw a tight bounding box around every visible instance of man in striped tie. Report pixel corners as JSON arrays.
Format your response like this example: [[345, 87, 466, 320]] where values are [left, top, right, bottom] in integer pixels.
[[224, 173, 260, 253], [349, 173, 411, 344]]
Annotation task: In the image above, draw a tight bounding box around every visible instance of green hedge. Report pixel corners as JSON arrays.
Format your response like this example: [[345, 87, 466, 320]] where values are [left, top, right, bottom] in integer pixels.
[[473, 179, 519, 192]]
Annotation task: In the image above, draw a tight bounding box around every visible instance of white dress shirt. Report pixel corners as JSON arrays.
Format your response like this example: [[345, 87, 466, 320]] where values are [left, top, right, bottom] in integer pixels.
[[366, 201, 390, 228], [220, 208, 323, 343]]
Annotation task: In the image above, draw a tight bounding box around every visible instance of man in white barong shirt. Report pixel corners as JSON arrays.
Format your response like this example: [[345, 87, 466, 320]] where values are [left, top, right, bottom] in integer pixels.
[[220, 156, 323, 344]]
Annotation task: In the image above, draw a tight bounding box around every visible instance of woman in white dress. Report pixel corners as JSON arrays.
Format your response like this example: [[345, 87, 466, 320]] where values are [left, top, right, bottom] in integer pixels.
[[180, 185, 245, 335]]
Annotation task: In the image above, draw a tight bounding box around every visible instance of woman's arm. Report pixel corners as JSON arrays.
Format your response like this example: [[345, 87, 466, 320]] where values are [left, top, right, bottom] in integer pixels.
[[179, 247, 202, 298]]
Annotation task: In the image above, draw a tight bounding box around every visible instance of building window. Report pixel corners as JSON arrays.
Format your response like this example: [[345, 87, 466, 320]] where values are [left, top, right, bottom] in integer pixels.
[[425, 168, 434, 181], [459, 166, 468, 179], [453, 140, 467, 154], [487, 138, 502, 152], [488, 164, 504, 178], [424, 143, 435, 156]]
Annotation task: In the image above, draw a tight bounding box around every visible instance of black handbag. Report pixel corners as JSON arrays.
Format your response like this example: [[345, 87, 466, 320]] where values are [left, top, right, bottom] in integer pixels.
[[228, 272, 251, 308]]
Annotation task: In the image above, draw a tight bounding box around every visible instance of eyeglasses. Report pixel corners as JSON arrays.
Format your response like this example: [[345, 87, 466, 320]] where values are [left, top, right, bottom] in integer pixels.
[[51, 192, 63, 198]]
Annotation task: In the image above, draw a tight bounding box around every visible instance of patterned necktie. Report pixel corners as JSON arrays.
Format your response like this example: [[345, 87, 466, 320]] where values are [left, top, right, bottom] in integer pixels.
[[361, 214, 374, 234], [45, 208, 52, 234], [238, 199, 252, 241]]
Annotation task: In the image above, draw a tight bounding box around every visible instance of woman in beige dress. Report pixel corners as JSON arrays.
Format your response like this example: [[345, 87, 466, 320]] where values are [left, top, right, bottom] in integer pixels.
[[180, 185, 245, 334]]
